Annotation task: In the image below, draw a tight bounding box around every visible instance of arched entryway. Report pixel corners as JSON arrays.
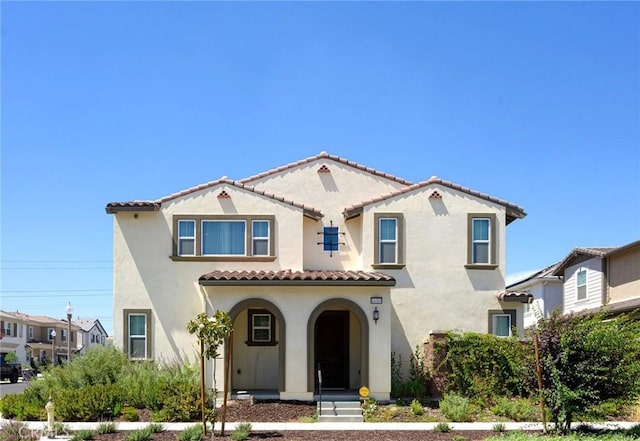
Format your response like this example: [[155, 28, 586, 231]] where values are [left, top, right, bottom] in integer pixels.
[[307, 299, 369, 392], [229, 299, 286, 392]]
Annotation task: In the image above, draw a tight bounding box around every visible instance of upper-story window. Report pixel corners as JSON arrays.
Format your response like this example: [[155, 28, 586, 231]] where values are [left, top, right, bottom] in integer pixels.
[[252, 220, 270, 256], [178, 220, 196, 256], [202, 220, 246, 255], [48, 328, 55, 340], [172, 215, 275, 261], [323, 226, 339, 252], [61, 329, 68, 342], [466, 213, 497, 269], [373, 213, 404, 269], [3, 322, 12, 337], [576, 268, 587, 301], [28, 326, 34, 339]]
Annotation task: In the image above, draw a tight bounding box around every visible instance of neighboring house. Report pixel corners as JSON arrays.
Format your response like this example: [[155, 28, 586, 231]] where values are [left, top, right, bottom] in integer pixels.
[[505, 263, 563, 328], [0, 311, 28, 364], [8, 311, 80, 365], [553, 240, 640, 318], [73, 318, 108, 354], [106, 151, 528, 400]]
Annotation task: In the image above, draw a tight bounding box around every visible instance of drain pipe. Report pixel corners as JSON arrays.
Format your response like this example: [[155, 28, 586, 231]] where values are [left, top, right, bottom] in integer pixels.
[[317, 363, 322, 418]]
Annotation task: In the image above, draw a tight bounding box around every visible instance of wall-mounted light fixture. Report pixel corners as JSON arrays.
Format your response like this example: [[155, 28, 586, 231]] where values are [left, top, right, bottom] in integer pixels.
[[373, 307, 380, 324]]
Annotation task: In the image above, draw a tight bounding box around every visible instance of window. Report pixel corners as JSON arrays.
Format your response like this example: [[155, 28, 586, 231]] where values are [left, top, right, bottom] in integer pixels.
[[488, 309, 516, 337], [61, 329, 67, 342], [247, 309, 276, 346], [173, 215, 275, 260], [323, 226, 339, 252], [18, 324, 23, 338], [373, 213, 404, 268], [252, 220, 270, 256], [47, 328, 55, 340], [577, 268, 587, 300], [467, 214, 497, 268], [177, 220, 196, 256], [126, 312, 148, 360], [91, 335, 95, 343], [28, 326, 34, 339], [4, 322, 11, 337]]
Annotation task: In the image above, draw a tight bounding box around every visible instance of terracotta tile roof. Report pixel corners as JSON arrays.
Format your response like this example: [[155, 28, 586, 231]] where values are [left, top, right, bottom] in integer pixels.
[[238, 151, 414, 186], [199, 269, 396, 286], [343, 177, 526, 224], [497, 291, 533, 303], [5, 311, 65, 325], [106, 179, 323, 220]]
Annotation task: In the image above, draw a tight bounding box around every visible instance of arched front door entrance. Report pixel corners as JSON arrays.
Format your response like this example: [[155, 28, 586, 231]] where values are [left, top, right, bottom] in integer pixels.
[[307, 299, 369, 392]]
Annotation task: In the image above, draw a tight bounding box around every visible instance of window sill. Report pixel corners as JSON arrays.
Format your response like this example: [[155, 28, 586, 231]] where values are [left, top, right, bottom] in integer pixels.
[[245, 341, 278, 347], [371, 264, 405, 270], [170, 255, 276, 262], [464, 264, 499, 270]]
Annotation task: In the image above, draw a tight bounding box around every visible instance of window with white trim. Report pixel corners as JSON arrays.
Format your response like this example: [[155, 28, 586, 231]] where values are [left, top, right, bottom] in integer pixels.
[[47, 328, 55, 340], [577, 268, 587, 300], [128, 313, 148, 359], [177, 220, 196, 256], [373, 213, 404, 267], [472, 218, 491, 264], [28, 326, 34, 339], [247, 309, 276, 346], [4, 322, 12, 337], [488, 309, 516, 337], [61, 329, 67, 342], [252, 220, 270, 256]]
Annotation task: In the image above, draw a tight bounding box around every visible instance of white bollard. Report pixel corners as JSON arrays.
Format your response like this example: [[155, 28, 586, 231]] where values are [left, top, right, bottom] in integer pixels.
[[45, 396, 55, 439]]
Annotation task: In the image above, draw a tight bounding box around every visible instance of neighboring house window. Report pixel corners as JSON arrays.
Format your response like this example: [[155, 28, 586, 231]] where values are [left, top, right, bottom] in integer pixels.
[[173, 215, 275, 259], [18, 324, 23, 338], [61, 329, 67, 342], [488, 309, 516, 337], [4, 322, 11, 337], [252, 220, 270, 256], [47, 328, 55, 340], [178, 220, 196, 256], [577, 268, 587, 301], [247, 309, 276, 346], [91, 335, 95, 343], [101, 336, 105, 345], [467, 213, 497, 268], [373, 213, 404, 268], [28, 326, 34, 339], [124, 309, 151, 360]]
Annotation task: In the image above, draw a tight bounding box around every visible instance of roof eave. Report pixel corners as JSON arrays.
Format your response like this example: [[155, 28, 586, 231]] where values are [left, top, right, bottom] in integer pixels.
[[105, 204, 159, 214], [199, 279, 396, 287]]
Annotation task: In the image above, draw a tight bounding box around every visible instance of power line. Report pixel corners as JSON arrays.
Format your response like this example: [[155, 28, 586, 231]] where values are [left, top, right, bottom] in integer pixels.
[[1, 267, 111, 270], [1, 293, 111, 298], [2, 289, 111, 293], [0, 260, 112, 263]]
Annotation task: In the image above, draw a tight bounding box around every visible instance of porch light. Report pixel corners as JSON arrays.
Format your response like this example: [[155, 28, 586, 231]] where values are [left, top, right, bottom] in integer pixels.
[[373, 307, 380, 324]]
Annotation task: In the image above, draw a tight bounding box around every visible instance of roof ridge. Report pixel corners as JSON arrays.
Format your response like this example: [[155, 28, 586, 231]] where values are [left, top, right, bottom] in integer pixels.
[[344, 177, 526, 222], [238, 151, 414, 186]]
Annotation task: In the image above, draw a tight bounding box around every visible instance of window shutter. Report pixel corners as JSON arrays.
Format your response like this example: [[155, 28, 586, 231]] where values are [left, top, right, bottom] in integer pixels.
[[13, 323, 17, 336]]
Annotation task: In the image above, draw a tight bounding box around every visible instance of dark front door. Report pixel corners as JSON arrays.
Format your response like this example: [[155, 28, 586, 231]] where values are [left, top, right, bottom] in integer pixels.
[[315, 310, 349, 389]]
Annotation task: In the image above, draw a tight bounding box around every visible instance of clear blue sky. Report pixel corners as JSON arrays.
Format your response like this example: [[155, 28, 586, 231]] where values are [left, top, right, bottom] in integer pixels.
[[1, 2, 638, 336]]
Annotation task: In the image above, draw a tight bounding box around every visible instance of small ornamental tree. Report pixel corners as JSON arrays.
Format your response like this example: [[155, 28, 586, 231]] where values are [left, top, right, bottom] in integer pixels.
[[187, 311, 233, 435], [534, 309, 640, 433]]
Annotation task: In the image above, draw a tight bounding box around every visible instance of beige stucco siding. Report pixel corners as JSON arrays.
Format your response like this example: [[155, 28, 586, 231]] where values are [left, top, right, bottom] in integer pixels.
[[608, 246, 640, 303], [359, 184, 508, 359]]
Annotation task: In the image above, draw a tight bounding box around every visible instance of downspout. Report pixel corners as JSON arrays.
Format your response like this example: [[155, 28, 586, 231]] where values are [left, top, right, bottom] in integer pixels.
[[603, 256, 610, 306]]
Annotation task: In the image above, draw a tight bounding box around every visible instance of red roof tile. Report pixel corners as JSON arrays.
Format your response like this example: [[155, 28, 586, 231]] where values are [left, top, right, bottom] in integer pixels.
[[343, 177, 526, 224], [199, 269, 396, 286], [497, 291, 533, 303], [239, 151, 414, 186]]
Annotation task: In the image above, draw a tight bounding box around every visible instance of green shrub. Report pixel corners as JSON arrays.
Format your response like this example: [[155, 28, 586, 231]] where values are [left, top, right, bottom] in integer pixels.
[[230, 423, 252, 441], [0, 391, 46, 420], [361, 398, 378, 421], [147, 423, 164, 434], [125, 427, 153, 441], [491, 396, 537, 422], [121, 406, 140, 422], [492, 423, 506, 432], [439, 393, 477, 422], [445, 332, 530, 406], [178, 425, 203, 441], [55, 384, 123, 421], [391, 347, 430, 401], [96, 422, 117, 434], [410, 399, 424, 416], [0, 420, 38, 441], [433, 422, 452, 433], [70, 429, 95, 441]]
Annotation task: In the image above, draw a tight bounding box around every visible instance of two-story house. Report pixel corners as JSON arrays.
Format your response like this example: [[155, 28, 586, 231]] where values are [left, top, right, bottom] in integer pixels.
[[106, 152, 527, 400], [0, 310, 28, 364], [505, 263, 563, 328], [555, 240, 640, 318], [73, 318, 108, 354], [9, 312, 80, 365]]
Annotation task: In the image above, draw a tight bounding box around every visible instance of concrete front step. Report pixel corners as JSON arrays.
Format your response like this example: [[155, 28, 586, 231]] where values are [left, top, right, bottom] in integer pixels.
[[317, 401, 364, 423]]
